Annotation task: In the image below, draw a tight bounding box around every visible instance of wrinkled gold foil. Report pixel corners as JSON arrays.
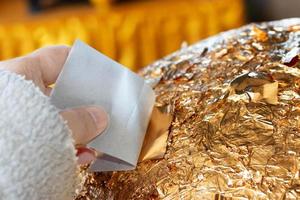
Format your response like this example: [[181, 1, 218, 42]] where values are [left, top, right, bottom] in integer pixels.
[[139, 105, 173, 162], [75, 19, 300, 199]]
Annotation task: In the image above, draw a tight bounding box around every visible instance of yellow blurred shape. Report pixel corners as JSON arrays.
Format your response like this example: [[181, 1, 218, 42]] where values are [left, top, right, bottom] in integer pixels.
[[0, 0, 245, 71]]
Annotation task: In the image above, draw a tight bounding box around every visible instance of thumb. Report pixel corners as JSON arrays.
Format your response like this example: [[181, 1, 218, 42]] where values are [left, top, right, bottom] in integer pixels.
[[60, 106, 108, 145]]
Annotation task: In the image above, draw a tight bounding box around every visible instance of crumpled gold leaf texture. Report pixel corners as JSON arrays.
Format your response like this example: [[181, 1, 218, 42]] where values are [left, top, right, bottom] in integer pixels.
[[75, 19, 300, 200]]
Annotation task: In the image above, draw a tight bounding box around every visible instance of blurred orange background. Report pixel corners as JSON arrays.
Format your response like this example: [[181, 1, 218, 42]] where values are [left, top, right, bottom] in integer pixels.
[[0, 0, 245, 71]]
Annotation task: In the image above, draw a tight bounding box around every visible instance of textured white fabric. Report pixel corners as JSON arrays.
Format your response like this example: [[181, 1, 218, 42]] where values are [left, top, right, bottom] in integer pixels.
[[0, 70, 77, 200]]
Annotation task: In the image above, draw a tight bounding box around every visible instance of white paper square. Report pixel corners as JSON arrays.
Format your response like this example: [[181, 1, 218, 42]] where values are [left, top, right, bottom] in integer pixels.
[[50, 40, 155, 171]]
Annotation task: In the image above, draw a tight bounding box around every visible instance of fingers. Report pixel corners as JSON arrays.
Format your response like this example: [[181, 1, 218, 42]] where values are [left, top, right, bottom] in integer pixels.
[[45, 87, 53, 96], [60, 106, 108, 145], [62, 106, 108, 165], [0, 45, 70, 87], [76, 147, 97, 165], [30, 45, 70, 85]]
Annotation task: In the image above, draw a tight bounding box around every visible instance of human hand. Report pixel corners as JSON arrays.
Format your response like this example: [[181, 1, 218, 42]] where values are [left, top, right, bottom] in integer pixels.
[[0, 45, 108, 165]]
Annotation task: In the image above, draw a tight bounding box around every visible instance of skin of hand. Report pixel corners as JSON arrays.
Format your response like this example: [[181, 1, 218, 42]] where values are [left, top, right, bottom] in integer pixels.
[[0, 45, 108, 165]]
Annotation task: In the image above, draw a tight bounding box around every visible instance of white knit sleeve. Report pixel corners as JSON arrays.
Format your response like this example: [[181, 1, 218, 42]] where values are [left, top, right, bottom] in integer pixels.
[[0, 70, 77, 200]]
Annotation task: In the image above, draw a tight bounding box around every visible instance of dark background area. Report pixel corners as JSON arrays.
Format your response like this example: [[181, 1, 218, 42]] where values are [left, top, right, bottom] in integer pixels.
[[29, 0, 90, 12], [245, 0, 300, 22]]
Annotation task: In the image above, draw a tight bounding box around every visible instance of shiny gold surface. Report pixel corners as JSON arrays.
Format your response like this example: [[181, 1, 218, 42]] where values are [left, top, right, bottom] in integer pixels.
[[139, 105, 173, 162], [75, 19, 300, 199]]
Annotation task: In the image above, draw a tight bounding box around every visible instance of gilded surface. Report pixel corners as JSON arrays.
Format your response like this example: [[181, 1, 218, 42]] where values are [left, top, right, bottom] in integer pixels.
[[75, 19, 300, 200]]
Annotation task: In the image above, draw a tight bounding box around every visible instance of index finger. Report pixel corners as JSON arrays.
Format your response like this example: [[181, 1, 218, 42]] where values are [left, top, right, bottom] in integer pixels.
[[30, 45, 70, 85], [0, 45, 70, 86]]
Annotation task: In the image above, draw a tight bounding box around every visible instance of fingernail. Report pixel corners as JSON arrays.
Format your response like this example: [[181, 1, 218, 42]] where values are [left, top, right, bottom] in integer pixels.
[[76, 147, 97, 165], [86, 106, 108, 135], [78, 152, 96, 165]]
